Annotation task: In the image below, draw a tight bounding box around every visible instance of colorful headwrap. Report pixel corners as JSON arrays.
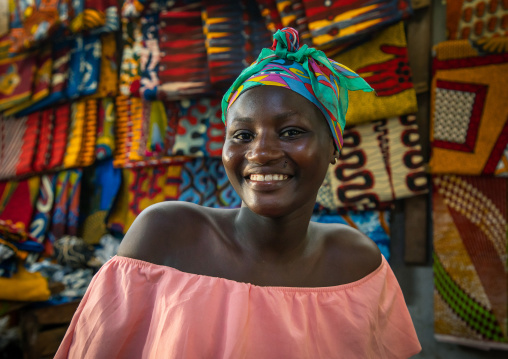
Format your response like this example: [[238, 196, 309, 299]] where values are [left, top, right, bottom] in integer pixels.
[[222, 27, 374, 151]]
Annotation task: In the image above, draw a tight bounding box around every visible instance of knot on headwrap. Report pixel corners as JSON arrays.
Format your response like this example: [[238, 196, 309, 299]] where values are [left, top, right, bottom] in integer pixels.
[[222, 27, 374, 151], [271, 27, 300, 53]]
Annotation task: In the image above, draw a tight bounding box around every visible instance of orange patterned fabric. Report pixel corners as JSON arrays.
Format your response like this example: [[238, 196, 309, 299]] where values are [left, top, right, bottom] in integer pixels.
[[433, 175, 508, 345]]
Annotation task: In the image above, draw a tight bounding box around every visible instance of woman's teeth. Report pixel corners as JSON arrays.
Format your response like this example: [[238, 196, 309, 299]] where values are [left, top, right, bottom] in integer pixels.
[[250, 174, 289, 181]]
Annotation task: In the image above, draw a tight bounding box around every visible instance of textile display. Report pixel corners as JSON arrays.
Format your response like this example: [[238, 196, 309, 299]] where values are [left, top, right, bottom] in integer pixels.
[[0, 52, 35, 111], [0, 177, 40, 231], [96, 98, 116, 160], [311, 210, 391, 260], [48, 170, 83, 245], [139, 13, 160, 100], [79, 99, 99, 167], [63, 101, 87, 169], [433, 175, 508, 344], [446, 0, 508, 49], [157, 8, 211, 98], [257, 0, 284, 32], [333, 22, 417, 125], [16, 113, 40, 177], [302, 0, 412, 48], [275, 0, 312, 45], [113, 96, 144, 167], [81, 160, 122, 245], [0, 264, 50, 301], [429, 40, 508, 176], [29, 175, 56, 251], [107, 163, 183, 234], [120, 19, 143, 97], [0, 115, 29, 180], [94, 33, 118, 98], [317, 116, 427, 211], [179, 158, 241, 208]]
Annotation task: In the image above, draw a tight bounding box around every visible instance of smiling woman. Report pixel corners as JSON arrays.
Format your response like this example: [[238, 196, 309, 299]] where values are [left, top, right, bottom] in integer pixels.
[[55, 28, 421, 359]]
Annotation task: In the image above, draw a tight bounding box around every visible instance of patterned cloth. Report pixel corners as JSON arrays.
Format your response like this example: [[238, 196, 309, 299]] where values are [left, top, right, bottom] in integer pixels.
[[429, 40, 508, 175], [96, 98, 116, 160], [0, 177, 40, 231], [223, 27, 373, 151], [433, 175, 508, 345], [333, 22, 417, 125], [0, 115, 28, 180], [81, 160, 121, 245], [311, 210, 391, 260], [120, 19, 143, 97], [29, 174, 56, 253], [107, 164, 183, 234], [157, 8, 211, 98], [179, 158, 241, 208], [447, 0, 508, 53], [0, 52, 35, 111], [317, 116, 428, 211], [302, 0, 412, 48]]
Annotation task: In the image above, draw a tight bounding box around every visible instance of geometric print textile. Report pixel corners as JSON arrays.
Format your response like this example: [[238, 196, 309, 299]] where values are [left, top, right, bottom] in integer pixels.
[[317, 116, 427, 211], [333, 22, 418, 125], [433, 175, 508, 345], [429, 40, 508, 175]]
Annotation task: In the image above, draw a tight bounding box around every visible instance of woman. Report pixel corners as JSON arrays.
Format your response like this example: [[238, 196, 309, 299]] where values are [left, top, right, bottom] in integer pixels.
[[56, 28, 421, 358]]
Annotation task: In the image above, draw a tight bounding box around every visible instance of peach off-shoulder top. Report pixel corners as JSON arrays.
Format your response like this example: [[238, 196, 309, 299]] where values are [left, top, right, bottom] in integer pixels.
[[55, 255, 421, 358]]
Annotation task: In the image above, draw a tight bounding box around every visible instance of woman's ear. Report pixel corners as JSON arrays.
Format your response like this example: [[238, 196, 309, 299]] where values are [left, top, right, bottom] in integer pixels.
[[329, 147, 339, 165]]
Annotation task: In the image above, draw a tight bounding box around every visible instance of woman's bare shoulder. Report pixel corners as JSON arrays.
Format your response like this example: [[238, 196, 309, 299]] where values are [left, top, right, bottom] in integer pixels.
[[314, 222, 382, 282], [117, 201, 231, 265]]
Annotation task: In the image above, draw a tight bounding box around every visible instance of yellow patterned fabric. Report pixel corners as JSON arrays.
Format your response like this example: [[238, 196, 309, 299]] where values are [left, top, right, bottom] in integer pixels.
[[64, 101, 86, 169], [0, 264, 50, 301], [79, 99, 98, 167], [93, 33, 118, 98], [429, 40, 508, 175], [107, 164, 182, 234], [333, 22, 417, 125]]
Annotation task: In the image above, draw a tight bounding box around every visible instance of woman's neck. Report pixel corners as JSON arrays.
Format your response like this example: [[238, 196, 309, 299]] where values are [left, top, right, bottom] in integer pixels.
[[233, 205, 316, 263]]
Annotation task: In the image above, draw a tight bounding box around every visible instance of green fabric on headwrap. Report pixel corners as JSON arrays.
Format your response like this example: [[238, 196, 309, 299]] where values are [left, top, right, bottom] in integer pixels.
[[222, 27, 373, 150]]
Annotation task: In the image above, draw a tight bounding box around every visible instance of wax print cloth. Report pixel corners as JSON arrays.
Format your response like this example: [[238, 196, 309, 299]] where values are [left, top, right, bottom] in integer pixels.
[[120, 19, 143, 97], [317, 115, 427, 211], [429, 40, 508, 175], [257, 0, 284, 32], [84, 0, 119, 34], [0, 115, 28, 180], [433, 175, 508, 345], [157, 8, 211, 98], [107, 164, 183, 234], [312, 210, 391, 260], [113, 96, 144, 167], [333, 22, 417, 125], [275, 0, 312, 45], [0, 177, 40, 231], [0, 52, 35, 111], [93, 33, 118, 98], [81, 160, 121, 245], [179, 158, 241, 208], [48, 169, 82, 245], [302, 0, 412, 48], [140, 13, 161, 100], [446, 0, 508, 53], [64, 101, 87, 169], [96, 98, 116, 160], [29, 175, 56, 255], [79, 99, 98, 167], [16, 113, 39, 177]]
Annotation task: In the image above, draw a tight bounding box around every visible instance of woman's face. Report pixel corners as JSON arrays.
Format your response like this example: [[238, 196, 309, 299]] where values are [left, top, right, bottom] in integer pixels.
[[222, 85, 336, 218]]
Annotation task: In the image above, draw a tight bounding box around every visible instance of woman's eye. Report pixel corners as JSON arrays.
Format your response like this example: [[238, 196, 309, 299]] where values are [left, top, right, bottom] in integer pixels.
[[281, 129, 304, 138], [232, 132, 253, 141]]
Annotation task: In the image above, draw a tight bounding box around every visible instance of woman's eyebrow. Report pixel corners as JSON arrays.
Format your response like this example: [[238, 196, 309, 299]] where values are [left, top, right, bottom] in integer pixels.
[[273, 110, 299, 120]]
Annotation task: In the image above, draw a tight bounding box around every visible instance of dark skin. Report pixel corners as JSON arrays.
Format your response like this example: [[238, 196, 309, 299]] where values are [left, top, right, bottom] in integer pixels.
[[118, 86, 381, 287]]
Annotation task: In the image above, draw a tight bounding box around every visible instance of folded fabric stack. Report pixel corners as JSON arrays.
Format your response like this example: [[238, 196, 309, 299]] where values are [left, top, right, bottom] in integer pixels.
[[430, 0, 508, 347]]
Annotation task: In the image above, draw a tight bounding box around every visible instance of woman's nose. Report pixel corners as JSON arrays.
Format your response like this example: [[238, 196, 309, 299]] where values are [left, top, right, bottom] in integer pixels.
[[245, 134, 284, 164]]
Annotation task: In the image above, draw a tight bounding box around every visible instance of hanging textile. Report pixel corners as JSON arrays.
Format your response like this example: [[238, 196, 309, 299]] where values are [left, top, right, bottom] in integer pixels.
[[0, 52, 35, 111], [157, 8, 210, 98], [179, 158, 241, 208], [96, 97, 116, 160], [81, 160, 121, 245], [446, 0, 508, 53], [29, 174, 56, 253], [16, 112, 39, 177], [433, 175, 508, 345], [120, 19, 143, 97], [302, 0, 412, 48], [317, 116, 427, 211], [311, 210, 391, 260], [140, 12, 161, 100], [93, 33, 118, 98], [0, 176, 40, 231], [107, 163, 183, 234], [0, 115, 28, 180], [333, 22, 417, 125], [84, 0, 119, 34], [429, 40, 508, 176]]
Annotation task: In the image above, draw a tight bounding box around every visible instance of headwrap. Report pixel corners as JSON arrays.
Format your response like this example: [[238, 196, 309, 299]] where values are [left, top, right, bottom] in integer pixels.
[[221, 27, 374, 151]]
